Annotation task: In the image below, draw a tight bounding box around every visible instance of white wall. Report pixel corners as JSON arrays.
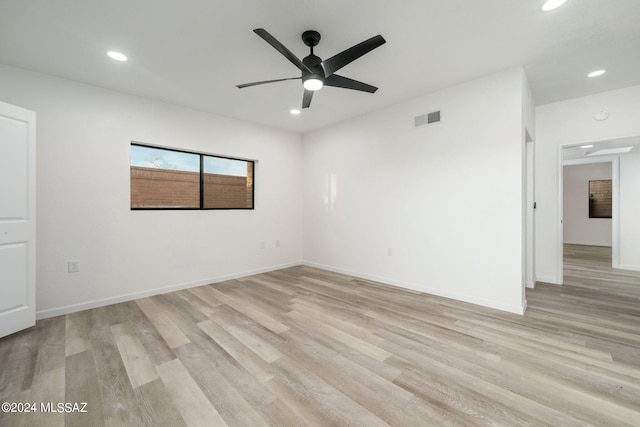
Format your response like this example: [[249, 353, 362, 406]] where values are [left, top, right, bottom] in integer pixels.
[[0, 64, 303, 317], [302, 67, 527, 314], [619, 151, 640, 269], [536, 84, 640, 283], [563, 163, 612, 246]]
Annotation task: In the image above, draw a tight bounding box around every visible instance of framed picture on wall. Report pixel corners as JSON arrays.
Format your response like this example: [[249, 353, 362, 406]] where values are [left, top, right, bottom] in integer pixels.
[[588, 179, 612, 219]]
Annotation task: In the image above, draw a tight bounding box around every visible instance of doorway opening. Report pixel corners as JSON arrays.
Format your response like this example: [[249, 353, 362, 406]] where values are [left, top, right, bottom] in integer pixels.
[[557, 134, 640, 282]]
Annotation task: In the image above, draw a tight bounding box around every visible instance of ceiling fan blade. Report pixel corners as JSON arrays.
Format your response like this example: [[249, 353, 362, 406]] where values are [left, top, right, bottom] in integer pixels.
[[236, 77, 301, 89], [253, 28, 312, 73], [321, 35, 386, 77], [324, 74, 378, 93], [302, 89, 314, 109]]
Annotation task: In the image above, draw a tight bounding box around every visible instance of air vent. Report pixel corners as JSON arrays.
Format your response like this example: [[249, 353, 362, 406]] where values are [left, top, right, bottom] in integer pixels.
[[414, 110, 441, 128], [428, 110, 441, 124]]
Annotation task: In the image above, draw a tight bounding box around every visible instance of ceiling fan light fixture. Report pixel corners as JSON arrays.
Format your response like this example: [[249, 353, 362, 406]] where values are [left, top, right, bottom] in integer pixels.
[[303, 74, 324, 91], [541, 0, 568, 12]]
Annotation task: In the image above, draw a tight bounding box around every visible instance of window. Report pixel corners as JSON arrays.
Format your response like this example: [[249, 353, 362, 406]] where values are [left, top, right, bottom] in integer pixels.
[[588, 179, 612, 219], [130, 143, 254, 210]]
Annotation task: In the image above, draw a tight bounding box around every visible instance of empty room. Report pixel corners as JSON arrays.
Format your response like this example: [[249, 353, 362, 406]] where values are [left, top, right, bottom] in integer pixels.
[[1, 0, 640, 426]]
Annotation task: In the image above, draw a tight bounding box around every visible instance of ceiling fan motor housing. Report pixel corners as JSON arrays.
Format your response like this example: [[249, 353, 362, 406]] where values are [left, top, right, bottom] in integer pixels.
[[303, 54, 324, 79], [301, 30, 321, 47]]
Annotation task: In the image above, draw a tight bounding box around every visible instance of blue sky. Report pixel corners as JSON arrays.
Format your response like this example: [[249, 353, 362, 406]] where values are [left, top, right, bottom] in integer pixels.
[[204, 156, 247, 176], [131, 145, 247, 176]]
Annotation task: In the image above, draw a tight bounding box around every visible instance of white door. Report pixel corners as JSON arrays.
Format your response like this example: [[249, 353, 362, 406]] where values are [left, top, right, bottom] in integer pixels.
[[0, 101, 36, 338]]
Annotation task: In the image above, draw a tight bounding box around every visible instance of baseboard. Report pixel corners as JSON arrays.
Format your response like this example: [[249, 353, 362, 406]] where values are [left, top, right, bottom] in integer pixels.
[[564, 241, 612, 247], [36, 261, 303, 320], [613, 263, 640, 272], [302, 261, 526, 315]]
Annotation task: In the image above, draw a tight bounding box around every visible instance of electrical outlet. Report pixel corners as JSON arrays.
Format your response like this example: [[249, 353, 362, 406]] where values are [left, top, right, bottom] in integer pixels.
[[275, 239, 280, 247], [387, 248, 393, 256], [68, 260, 80, 273], [260, 241, 266, 250]]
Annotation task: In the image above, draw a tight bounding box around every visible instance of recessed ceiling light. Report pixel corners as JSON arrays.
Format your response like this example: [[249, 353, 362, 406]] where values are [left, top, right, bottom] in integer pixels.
[[290, 109, 301, 115], [580, 144, 594, 149], [541, 0, 568, 12], [587, 69, 606, 78], [107, 51, 128, 62]]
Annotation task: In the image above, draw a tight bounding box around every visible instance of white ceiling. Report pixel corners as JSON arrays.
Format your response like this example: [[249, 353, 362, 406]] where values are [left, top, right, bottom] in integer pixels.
[[1, 0, 639, 134]]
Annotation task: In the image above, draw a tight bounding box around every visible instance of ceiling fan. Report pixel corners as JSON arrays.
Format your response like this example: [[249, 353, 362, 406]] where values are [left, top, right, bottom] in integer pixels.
[[237, 28, 386, 109]]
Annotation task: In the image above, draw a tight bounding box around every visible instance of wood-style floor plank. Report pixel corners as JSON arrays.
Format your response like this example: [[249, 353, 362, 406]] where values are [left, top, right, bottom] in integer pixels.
[[111, 324, 159, 389], [19, 367, 65, 427], [155, 358, 227, 427], [89, 307, 145, 427], [1, 243, 639, 426], [134, 378, 186, 427], [32, 316, 66, 377], [64, 311, 90, 357], [135, 297, 190, 349], [65, 350, 105, 427]]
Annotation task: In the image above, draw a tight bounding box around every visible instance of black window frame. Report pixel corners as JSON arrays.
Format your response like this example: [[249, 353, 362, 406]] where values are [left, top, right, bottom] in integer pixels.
[[130, 142, 255, 211]]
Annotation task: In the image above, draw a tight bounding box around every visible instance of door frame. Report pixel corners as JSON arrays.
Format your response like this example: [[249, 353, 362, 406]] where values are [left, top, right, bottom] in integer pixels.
[[558, 145, 619, 283], [525, 135, 535, 289]]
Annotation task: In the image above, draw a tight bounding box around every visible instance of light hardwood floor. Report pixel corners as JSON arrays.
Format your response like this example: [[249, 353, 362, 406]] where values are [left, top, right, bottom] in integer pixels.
[[1, 244, 639, 426]]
